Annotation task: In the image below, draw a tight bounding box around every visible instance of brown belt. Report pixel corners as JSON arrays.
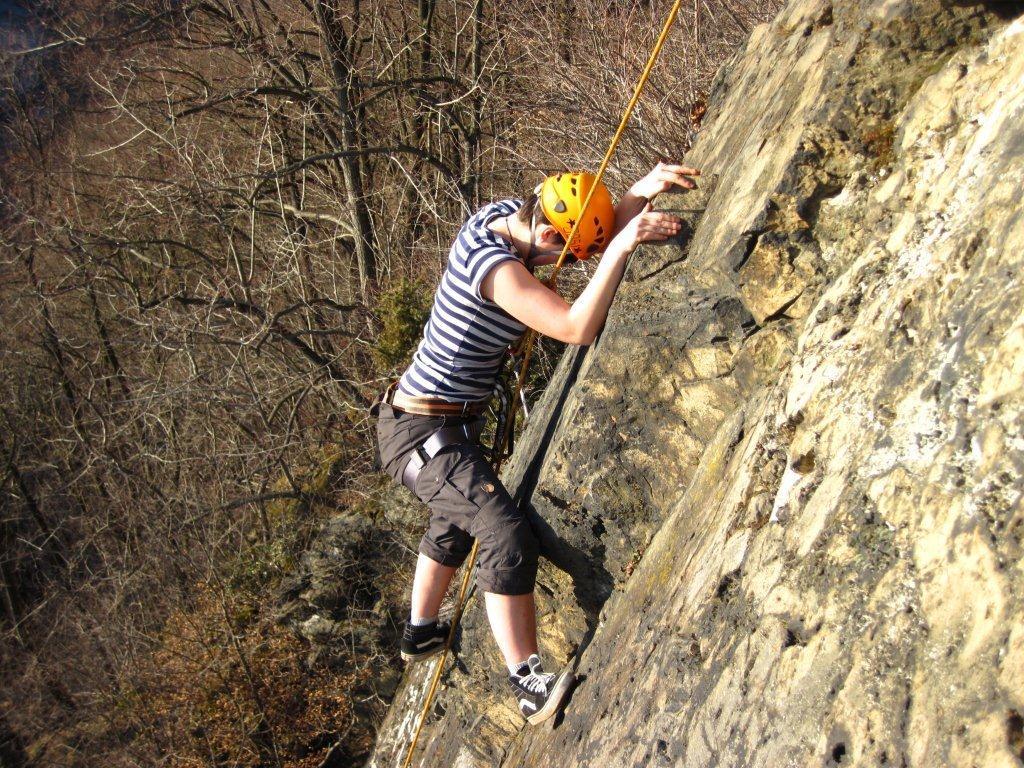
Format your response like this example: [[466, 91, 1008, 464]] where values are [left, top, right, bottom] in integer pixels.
[[382, 382, 489, 417]]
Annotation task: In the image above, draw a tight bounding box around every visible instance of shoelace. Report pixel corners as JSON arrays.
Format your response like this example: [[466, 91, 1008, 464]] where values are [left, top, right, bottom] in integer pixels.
[[516, 670, 555, 695], [406, 621, 447, 639]]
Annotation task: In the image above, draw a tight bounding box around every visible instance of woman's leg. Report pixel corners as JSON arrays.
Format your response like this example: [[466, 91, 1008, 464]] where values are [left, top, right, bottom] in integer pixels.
[[410, 439, 542, 669], [483, 591, 538, 669], [410, 552, 458, 621], [410, 552, 541, 666]]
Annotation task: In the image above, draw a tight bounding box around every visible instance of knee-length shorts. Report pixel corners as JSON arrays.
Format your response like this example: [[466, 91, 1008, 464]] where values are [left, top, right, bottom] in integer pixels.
[[375, 402, 539, 596]]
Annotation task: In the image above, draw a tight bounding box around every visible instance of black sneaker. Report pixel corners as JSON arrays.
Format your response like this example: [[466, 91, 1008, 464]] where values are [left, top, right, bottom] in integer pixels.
[[508, 654, 575, 725], [400, 619, 450, 662]]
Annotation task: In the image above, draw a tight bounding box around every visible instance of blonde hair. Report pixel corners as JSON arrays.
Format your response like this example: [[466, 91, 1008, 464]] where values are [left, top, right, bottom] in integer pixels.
[[516, 186, 565, 246]]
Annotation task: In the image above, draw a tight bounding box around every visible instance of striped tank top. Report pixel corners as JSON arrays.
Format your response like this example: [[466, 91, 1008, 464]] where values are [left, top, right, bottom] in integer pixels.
[[398, 199, 527, 403]]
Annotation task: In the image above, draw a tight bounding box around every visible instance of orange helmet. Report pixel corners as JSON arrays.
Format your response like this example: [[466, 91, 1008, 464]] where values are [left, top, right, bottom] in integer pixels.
[[538, 172, 615, 260]]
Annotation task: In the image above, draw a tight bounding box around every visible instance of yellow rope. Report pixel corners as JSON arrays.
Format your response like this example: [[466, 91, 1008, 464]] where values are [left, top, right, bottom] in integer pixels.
[[401, 3, 684, 765]]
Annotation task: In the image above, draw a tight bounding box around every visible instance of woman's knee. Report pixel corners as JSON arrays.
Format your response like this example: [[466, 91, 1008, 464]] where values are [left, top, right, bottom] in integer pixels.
[[419, 521, 473, 567], [472, 496, 539, 595]]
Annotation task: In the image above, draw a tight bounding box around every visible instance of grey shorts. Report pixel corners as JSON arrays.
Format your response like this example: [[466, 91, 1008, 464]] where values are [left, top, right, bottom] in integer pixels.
[[374, 402, 539, 596]]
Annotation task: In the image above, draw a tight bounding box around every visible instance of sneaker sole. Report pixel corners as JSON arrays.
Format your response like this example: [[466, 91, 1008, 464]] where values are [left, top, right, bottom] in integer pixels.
[[400, 643, 446, 662], [526, 670, 575, 726]]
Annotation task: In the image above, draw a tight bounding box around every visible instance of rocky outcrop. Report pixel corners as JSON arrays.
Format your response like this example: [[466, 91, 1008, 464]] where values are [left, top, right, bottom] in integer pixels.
[[273, 482, 425, 760], [368, 1, 1024, 765]]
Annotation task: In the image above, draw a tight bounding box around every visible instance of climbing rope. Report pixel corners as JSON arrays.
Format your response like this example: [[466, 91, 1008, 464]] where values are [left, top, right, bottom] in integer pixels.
[[401, 2, 685, 764]]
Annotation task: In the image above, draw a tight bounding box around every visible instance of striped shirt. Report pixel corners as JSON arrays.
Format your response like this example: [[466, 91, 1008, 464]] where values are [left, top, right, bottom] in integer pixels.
[[398, 199, 527, 402]]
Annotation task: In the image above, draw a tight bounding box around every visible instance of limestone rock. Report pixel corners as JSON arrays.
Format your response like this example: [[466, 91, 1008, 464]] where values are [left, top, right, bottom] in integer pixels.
[[368, 2, 1024, 766]]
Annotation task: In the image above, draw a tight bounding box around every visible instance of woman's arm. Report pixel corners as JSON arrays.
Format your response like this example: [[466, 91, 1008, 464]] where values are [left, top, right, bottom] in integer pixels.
[[481, 206, 682, 345]]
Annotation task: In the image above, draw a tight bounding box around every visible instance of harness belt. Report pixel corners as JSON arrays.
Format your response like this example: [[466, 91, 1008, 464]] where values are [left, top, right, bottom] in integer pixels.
[[384, 381, 488, 417], [401, 420, 484, 492]]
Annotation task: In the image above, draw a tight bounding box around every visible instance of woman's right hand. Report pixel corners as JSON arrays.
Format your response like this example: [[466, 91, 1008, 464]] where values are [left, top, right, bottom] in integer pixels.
[[606, 204, 683, 257]]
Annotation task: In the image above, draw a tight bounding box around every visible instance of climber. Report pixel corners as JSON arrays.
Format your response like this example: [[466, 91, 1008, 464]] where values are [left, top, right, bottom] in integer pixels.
[[372, 162, 698, 725]]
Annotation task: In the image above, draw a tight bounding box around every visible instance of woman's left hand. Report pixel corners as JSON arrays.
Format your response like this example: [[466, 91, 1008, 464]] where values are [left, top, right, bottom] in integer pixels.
[[606, 202, 682, 257], [629, 161, 700, 201]]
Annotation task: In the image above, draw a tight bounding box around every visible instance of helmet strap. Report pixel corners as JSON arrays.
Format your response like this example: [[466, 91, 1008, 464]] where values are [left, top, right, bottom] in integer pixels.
[[526, 204, 538, 267]]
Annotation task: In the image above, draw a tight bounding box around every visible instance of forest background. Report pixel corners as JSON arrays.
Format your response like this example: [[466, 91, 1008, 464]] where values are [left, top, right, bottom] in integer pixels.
[[0, 1, 777, 765]]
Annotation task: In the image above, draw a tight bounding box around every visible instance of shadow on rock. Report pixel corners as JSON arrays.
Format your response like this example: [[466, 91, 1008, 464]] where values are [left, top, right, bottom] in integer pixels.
[[506, 343, 614, 659]]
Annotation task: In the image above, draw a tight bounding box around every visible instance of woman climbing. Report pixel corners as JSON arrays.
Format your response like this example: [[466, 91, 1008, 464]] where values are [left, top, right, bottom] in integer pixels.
[[373, 162, 699, 725]]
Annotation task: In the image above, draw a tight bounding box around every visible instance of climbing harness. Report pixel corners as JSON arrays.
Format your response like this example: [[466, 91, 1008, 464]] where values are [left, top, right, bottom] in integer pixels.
[[488, 352, 520, 466], [401, 420, 485, 492], [382, 380, 489, 417], [401, 2, 687, 764]]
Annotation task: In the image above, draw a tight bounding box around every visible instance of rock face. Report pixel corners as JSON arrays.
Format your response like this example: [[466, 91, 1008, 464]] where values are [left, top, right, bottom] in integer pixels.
[[368, 1, 1024, 766]]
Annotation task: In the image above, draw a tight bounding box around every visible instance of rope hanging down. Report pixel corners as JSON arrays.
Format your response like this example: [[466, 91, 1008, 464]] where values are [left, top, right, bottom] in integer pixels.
[[401, 3, 685, 764]]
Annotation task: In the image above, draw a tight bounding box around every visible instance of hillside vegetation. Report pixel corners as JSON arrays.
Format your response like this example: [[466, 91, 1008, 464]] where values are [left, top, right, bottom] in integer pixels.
[[0, 2, 776, 765]]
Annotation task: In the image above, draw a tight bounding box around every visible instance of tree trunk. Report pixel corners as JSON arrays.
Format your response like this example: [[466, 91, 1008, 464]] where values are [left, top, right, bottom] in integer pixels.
[[465, 0, 484, 209], [314, 0, 377, 299]]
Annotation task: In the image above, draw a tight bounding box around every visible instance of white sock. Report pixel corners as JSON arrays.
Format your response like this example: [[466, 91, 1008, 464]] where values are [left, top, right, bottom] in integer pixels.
[[508, 658, 530, 676], [410, 615, 437, 626]]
